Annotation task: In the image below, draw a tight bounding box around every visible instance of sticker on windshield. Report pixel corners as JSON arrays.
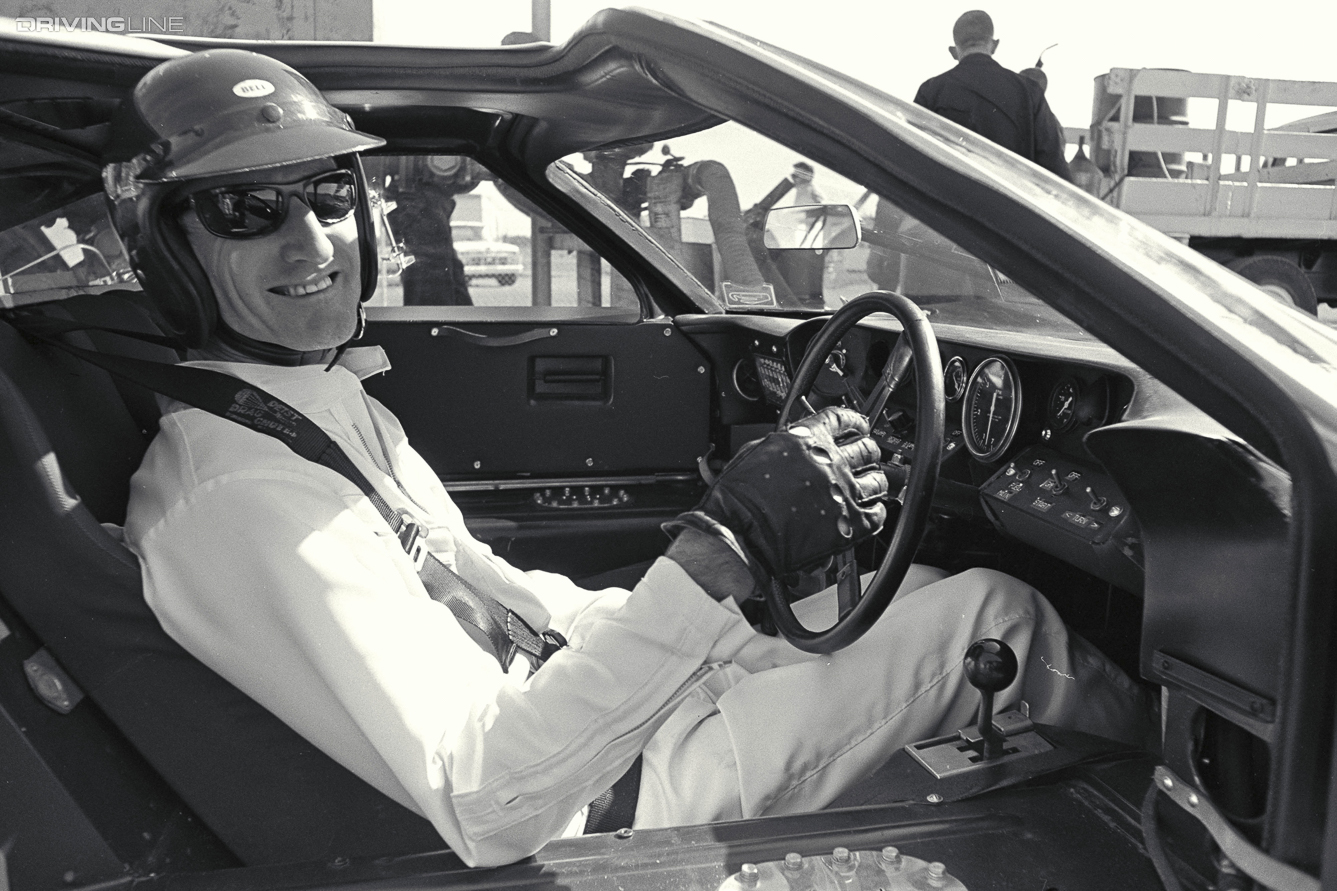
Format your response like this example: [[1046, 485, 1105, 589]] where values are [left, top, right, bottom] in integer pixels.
[[721, 281, 777, 309], [232, 79, 275, 98]]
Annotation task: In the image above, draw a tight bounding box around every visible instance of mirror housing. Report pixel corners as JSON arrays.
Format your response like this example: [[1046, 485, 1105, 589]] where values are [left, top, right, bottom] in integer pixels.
[[763, 204, 862, 250]]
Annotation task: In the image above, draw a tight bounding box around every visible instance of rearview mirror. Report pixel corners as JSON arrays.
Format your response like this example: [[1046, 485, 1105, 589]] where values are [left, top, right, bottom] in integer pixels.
[[762, 204, 861, 250]]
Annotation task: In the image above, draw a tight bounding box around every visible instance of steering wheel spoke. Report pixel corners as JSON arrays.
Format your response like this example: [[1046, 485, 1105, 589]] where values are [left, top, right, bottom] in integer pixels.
[[770, 291, 945, 653], [834, 549, 861, 619]]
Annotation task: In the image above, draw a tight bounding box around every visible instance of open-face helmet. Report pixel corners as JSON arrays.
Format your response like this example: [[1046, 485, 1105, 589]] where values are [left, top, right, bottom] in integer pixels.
[[103, 48, 386, 351]]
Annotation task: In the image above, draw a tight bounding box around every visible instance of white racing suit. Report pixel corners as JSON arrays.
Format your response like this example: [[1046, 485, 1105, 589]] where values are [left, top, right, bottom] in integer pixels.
[[126, 347, 1152, 867]]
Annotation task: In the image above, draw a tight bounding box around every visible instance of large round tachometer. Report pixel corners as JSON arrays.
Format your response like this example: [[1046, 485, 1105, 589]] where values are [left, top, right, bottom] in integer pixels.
[[962, 356, 1021, 462]]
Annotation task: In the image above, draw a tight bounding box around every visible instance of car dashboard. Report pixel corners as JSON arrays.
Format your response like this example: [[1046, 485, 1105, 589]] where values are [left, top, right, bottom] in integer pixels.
[[710, 314, 1147, 596]]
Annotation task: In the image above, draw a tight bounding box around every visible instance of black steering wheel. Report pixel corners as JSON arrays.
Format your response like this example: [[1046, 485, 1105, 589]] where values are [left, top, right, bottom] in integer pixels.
[[770, 291, 944, 653]]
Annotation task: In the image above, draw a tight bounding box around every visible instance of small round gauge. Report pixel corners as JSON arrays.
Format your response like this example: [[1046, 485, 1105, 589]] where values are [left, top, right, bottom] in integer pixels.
[[732, 357, 762, 402], [1047, 377, 1082, 432], [943, 356, 968, 402], [962, 356, 1022, 462]]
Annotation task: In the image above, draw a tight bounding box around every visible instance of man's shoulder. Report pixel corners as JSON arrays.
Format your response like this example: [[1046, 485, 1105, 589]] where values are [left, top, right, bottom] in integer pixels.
[[140, 362, 361, 484], [914, 68, 953, 105], [921, 56, 1011, 94], [952, 54, 1015, 82], [953, 56, 1044, 107], [126, 402, 322, 545], [146, 401, 323, 484]]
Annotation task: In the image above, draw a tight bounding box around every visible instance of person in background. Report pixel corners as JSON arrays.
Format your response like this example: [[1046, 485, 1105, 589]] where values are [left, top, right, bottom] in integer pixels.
[[915, 10, 1071, 181], [788, 162, 823, 205], [387, 155, 478, 307], [1018, 66, 1072, 167], [772, 161, 828, 308]]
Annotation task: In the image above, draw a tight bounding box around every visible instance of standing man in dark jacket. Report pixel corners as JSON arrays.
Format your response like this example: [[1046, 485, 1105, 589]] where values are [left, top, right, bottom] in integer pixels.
[[915, 11, 1071, 181]]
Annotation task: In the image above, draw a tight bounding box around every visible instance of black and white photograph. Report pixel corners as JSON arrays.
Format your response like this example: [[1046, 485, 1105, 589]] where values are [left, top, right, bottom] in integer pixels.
[[1, 2, 1335, 890]]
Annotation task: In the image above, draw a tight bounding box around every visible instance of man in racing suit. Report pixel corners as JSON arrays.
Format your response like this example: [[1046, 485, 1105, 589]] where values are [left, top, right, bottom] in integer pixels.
[[110, 49, 1150, 867]]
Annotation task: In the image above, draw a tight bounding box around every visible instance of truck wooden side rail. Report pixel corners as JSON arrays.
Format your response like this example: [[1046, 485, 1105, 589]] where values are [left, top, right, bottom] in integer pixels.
[[1068, 68, 1337, 311]]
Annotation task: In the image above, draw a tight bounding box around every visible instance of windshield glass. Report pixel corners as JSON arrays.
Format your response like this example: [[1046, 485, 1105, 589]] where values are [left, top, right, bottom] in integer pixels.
[[0, 192, 137, 307], [556, 121, 1093, 340]]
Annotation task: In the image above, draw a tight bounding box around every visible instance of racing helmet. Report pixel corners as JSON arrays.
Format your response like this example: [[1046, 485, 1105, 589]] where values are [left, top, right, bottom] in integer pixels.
[[103, 48, 386, 350]]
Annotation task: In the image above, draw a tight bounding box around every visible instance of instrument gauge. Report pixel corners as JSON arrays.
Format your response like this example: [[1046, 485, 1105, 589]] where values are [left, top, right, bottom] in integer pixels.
[[732, 357, 762, 402], [962, 356, 1021, 462], [1048, 377, 1081, 432], [943, 356, 968, 402]]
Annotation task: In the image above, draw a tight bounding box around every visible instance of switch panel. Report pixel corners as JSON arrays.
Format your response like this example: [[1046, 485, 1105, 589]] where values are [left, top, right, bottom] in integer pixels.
[[979, 446, 1142, 593], [981, 447, 1128, 544]]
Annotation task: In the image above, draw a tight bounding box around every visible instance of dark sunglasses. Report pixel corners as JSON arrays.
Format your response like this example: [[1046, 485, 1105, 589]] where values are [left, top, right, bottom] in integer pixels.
[[185, 169, 358, 239]]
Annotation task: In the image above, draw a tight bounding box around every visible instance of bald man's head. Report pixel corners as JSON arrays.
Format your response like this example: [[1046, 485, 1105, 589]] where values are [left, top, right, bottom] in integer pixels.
[[950, 10, 998, 59]]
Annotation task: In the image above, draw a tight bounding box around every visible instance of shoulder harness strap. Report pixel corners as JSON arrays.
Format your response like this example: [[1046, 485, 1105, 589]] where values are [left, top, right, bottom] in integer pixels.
[[4, 312, 565, 672]]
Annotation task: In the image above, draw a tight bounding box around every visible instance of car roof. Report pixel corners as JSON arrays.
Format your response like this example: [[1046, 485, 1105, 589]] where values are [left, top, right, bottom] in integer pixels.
[[0, 11, 720, 232]]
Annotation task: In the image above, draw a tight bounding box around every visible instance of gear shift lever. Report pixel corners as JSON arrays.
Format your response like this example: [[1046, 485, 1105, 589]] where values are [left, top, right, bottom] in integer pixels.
[[904, 637, 1050, 779], [963, 638, 1018, 760]]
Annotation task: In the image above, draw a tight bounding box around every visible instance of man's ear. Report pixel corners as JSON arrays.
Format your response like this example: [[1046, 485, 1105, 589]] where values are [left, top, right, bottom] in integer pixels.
[[990, 38, 1000, 54], [948, 45, 959, 60]]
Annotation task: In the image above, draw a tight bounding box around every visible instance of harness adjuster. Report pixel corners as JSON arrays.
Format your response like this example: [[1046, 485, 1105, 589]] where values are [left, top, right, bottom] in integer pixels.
[[539, 629, 568, 663], [397, 513, 428, 571], [517, 630, 568, 674], [505, 612, 570, 674]]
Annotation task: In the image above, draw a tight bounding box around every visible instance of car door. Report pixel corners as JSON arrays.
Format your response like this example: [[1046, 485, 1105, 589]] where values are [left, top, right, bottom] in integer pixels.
[[359, 155, 712, 582]]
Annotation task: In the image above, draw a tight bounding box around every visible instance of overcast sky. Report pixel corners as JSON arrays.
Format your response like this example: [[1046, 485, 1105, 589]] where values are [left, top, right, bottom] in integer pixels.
[[374, 0, 1337, 134]]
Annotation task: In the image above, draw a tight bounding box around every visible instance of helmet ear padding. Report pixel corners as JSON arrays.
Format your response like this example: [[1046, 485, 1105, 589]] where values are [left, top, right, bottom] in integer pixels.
[[347, 154, 380, 308], [151, 191, 219, 348], [103, 178, 218, 348]]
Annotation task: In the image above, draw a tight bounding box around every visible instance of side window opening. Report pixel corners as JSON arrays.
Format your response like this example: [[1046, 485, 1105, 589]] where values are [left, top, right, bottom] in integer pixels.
[[0, 155, 647, 321], [361, 155, 641, 318]]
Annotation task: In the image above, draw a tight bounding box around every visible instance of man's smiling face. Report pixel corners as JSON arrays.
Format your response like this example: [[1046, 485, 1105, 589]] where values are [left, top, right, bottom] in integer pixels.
[[179, 158, 362, 353]]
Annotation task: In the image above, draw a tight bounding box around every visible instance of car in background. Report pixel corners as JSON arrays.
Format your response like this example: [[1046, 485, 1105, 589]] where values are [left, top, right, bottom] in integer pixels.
[[1, 9, 1335, 891], [452, 220, 523, 286]]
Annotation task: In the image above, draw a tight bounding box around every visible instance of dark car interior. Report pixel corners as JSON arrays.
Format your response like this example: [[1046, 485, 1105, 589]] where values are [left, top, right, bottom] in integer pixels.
[[2, 11, 1334, 891]]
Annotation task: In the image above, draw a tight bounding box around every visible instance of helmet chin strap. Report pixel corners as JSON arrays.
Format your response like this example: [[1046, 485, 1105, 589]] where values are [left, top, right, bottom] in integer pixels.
[[213, 321, 313, 366], [324, 303, 366, 371]]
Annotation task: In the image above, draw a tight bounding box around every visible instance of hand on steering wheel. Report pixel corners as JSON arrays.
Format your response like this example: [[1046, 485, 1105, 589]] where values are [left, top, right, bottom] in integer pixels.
[[665, 405, 889, 606], [772, 291, 945, 653]]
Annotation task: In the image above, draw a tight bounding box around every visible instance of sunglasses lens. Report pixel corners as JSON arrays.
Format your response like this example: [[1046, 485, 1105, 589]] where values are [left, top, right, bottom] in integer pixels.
[[306, 171, 358, 224], [189, 171, 358, 237], [193, 187, 284, 237]]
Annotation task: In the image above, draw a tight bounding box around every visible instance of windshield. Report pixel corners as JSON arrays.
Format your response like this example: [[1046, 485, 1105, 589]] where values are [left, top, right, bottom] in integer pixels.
[[556, 121, 1093, 341], [0, 192, 137, 306]]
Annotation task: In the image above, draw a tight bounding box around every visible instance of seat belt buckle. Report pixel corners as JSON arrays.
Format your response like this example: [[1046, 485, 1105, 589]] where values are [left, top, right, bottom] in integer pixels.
[[397, 513, 428, 571]]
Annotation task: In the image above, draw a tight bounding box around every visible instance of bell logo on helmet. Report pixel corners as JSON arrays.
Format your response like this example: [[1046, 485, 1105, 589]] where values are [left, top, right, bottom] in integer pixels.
[[232, 79, 276, 98]]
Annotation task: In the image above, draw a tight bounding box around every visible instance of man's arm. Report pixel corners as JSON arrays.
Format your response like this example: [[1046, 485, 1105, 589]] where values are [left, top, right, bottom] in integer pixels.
[[129, 414, 745, 867]]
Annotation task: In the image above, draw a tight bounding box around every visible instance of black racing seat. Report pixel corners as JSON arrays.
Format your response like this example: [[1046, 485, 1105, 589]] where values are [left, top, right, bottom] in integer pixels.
[[0, 291, 445, 865]]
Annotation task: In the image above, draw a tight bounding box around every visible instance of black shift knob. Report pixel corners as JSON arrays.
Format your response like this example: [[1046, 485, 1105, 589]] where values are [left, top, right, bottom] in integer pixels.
[[964, 638, 1018, 694], [964, 638, 1018, 761]]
